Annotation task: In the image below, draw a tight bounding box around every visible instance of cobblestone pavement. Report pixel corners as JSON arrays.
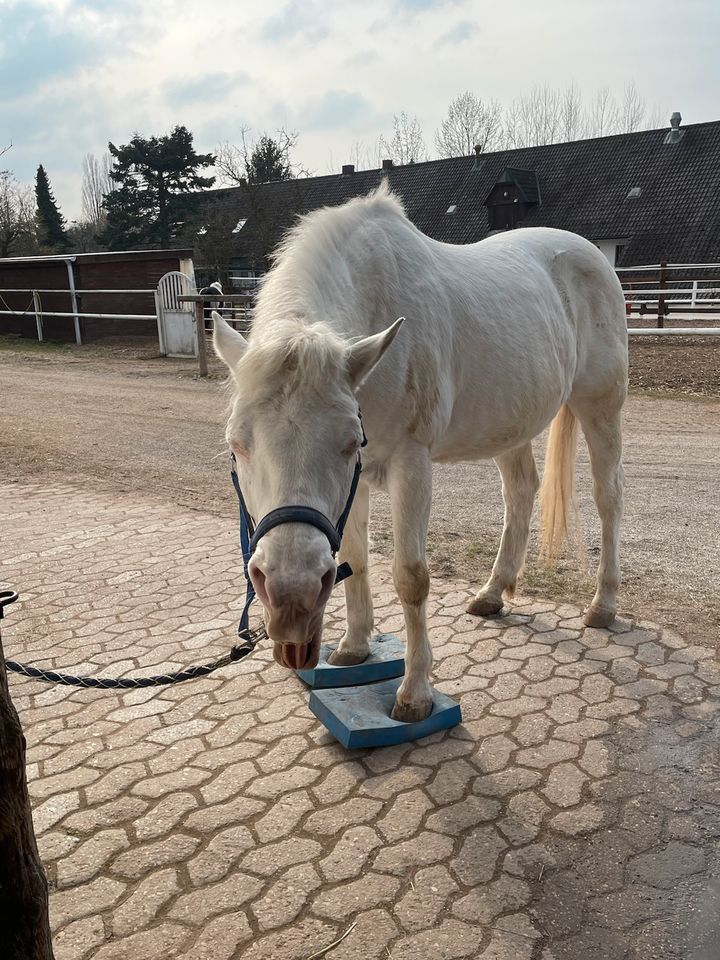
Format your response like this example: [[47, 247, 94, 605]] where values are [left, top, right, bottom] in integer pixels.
[[2, 480, 719, 960]]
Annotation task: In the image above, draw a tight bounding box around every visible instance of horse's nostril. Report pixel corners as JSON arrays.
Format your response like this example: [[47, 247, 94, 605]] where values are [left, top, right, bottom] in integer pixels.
[[318, 567, 336, 606], [249, 563, 269, 605]]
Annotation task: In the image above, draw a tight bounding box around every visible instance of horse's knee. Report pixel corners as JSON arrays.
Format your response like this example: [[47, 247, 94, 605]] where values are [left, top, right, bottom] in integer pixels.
[[393, 560, 429, 607]]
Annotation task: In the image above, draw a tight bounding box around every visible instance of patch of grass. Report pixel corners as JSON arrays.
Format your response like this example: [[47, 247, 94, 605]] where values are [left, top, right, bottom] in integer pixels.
[[0, 334, 75, 354]]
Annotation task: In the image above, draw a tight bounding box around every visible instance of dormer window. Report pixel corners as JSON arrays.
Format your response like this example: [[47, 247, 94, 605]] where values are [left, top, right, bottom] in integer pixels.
[[485, 168, 541, 231]]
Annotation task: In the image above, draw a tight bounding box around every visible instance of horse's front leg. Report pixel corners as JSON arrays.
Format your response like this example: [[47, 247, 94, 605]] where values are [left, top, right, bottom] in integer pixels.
[[328, 480, 373, 666], [388, 443, 433, 723]]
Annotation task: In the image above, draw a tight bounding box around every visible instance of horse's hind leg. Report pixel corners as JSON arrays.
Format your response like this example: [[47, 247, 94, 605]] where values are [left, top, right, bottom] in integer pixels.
[[328, 480, 373, 666], [467, 443, 539, 617], [569, 392, 624, 628]]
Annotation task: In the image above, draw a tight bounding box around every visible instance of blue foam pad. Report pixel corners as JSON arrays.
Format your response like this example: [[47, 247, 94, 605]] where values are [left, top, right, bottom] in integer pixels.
[[296, 633, 405, 688], [309, 677, 462, 749]]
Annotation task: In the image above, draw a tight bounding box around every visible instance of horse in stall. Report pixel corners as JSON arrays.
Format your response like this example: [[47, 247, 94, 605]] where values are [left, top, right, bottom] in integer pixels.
[[213, 184, 628, 723]]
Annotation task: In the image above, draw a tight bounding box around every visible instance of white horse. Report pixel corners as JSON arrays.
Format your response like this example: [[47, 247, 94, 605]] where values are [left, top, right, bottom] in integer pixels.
[[213, 184, 628, 722]]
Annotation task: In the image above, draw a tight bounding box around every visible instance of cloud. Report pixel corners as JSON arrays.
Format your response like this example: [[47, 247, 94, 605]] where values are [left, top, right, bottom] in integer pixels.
[[436, 20, 479, 46], [298, 90, 376, 132], [345, 49, 380, 69], [0, 3, 100, 100], [395, 0, 462, 11], [259, 1, 328, 43], [165, 72, 251, 107]]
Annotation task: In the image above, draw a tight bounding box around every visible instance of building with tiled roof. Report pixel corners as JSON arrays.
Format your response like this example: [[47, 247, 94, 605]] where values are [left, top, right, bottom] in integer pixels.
[[181, 114, 720, 287]]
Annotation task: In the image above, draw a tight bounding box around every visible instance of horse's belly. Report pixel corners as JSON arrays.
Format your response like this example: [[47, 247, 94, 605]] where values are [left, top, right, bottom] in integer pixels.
[[430, 383, 564, 462]]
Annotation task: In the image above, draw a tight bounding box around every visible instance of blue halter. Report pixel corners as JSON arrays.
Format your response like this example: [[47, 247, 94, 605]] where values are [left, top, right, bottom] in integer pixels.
[[231, 417, 367, 640]]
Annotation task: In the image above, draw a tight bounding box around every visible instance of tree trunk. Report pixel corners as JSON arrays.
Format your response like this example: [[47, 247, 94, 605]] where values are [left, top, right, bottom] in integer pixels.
[[0, 592, 55, 959]]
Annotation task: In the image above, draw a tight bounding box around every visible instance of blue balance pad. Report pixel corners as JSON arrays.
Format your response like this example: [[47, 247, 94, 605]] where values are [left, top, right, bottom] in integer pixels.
[[309, 677, 462, 749], [296, 633, 405, 688]]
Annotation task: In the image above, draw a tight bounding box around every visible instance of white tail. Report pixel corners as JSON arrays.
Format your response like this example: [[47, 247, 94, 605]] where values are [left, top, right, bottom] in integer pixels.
[[539, 405, 580, 563]]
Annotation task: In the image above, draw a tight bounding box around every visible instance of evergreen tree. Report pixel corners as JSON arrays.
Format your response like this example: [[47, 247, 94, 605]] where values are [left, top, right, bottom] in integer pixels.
[[35, 164, 68, 248], [246, 135, 292, 183], [102, 126, 215, 249]]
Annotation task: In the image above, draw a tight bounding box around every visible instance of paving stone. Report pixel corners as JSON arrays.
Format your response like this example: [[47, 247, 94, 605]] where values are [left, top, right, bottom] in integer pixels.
[[374, 830, 455, 876], [516, 740, 579, 769], [390, 919, 482, 960], [451, 826, 507, 884], [50, 876, 127, 927], [111, 868, 180, 937], [238, 917, 337, 960], [187, 826, 255, 884], [252, 863, 322, 930], [111, 835, 200, 879], [52, 915, 105, 960], [167, 873, 264, 923], [134, 792, 198, 841], [304, 797, 383, 836], [498, 790, 550, 845], [91, 923, 190, 960], [361, 765, 431, 800], [550, 803, 605, 836], [543, 763, 589, 807], [174, 912, 252, 960], [56, 829, 130, 888], [453, 874, 531, 923], [323, 908, 398, 960], [513, 712, 553, 746], [376, 788, 434, 842], [426, 795, 501, 835], [241, 836, 322, 876], [312, 871, 400, 922], [320, 826, 382, 882], [393, 865, 458, 931], [628, 840, 706, 888], [474, 766, 543, 797]]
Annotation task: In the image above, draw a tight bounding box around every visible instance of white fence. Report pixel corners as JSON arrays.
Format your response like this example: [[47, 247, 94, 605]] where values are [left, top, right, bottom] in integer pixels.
[[618, 262, 720, 336]]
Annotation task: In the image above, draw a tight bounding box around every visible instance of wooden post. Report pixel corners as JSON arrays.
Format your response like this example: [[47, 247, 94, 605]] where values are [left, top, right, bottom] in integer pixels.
[[0, 591, 55, 960], [195, 301, 208, 377], [657, 259, 667, 329]]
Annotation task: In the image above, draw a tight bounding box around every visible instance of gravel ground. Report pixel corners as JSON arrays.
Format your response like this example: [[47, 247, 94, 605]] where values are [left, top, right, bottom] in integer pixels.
[[1, 335, 718, 646]]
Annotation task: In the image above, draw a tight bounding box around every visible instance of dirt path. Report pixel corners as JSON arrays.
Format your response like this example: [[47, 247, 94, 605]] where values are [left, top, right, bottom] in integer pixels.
[[1, 340, 718, 645]]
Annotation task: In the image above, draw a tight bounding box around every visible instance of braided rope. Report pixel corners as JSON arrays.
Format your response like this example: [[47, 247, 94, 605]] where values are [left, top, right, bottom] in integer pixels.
[[5, 626, 266, 689]]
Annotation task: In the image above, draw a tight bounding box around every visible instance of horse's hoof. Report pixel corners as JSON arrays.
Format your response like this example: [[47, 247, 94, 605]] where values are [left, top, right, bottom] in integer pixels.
[[391, 699, 433, 723], [327, 649, 370, 666], [584, 605, 616, 629], [466, 596, 504, 617]]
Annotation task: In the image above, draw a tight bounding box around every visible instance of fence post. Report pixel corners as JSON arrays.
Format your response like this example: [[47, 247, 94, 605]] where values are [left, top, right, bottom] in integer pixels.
[[195, 301, 208, 377], [32, 291, 43, 342], [657, 260, 667, 328], [691, 280, 698, 309]]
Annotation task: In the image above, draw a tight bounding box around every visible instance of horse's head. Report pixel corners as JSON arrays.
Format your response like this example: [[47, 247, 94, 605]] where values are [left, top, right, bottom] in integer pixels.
[[213, 312, 402, 671]]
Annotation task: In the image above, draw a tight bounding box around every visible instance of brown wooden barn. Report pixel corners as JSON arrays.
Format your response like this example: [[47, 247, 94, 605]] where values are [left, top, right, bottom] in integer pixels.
[[0, 248, 194, 342]]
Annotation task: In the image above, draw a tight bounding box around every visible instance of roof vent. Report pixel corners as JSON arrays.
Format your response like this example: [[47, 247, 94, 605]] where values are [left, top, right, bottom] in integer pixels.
[[446, 204, 457, 214], [664, 111, 685, 144], [232, 218, 247, 234], [382, 159, 394, 170], [341, 164, 355, 175], [473, 144, 485, 170], [626, 186, 642, 200]]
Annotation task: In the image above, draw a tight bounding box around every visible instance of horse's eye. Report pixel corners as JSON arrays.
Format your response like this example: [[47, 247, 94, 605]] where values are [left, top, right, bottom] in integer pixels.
[[231, 441, 251, 462], [342, 438, 360, 457]]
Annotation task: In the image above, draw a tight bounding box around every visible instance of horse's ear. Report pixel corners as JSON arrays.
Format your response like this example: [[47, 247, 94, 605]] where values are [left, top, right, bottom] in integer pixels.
[[213, 312, 247, 369], [346, 317, 404, 388]]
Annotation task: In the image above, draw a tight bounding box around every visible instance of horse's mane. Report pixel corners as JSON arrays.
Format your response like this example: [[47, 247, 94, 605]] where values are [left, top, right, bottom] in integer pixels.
[[234, 318, 348, 398], [233, 182, 408, 398]]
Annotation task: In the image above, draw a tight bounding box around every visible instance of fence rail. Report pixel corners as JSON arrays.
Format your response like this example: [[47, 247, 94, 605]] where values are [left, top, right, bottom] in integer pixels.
[[618, 260, 720, 334]]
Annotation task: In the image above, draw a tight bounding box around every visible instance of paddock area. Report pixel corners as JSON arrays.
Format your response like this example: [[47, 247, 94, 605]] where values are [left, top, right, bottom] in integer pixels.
[[1, 339, 719, 959]]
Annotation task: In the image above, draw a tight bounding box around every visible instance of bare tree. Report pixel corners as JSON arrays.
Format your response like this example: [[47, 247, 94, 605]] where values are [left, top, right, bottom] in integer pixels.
[[587, 87, 619, 137], [81, 152, 113, 226], [435, 92, 503, 158], [380, 112, 428, 165], [502, 85, 562, 148], [646, 102, 668, 130], [0, 172, 36, 258], [559, 82, 585, 142], [619, 80, 646, 133]]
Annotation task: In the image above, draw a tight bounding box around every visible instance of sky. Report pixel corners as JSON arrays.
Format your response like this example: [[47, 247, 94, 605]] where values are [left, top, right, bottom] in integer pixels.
[[1, 0, 718, 220]]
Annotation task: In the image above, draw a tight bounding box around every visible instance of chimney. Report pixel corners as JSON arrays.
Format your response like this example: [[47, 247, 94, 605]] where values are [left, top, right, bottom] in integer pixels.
[[382, 158, 394, 170], [473, 144, 483, 168], [664, 111, 685, 144], [341, 164, 355, 175]]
